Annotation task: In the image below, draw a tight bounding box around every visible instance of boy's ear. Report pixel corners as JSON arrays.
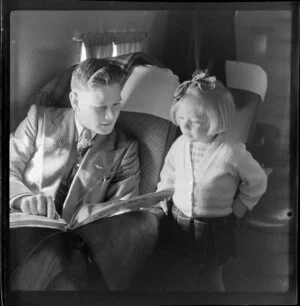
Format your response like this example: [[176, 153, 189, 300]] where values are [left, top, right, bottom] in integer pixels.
[[69, 91, 78, 109]]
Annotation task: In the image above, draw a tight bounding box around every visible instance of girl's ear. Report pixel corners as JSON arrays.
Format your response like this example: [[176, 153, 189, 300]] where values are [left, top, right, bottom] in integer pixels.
[[69, 91, 78, 109]]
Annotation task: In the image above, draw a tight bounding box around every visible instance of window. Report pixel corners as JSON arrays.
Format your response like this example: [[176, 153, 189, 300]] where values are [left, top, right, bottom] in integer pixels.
[[80, 42, 87, 62], [112, 41, 118, 57], [75, 32, 148, 61]]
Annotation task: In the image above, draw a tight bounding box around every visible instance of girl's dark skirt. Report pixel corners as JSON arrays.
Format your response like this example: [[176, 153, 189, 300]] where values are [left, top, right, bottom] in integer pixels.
[[170, 205, 237, 266]]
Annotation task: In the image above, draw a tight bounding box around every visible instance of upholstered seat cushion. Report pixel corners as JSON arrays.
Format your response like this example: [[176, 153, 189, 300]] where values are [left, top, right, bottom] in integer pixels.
[[116, 111, 177, 194]]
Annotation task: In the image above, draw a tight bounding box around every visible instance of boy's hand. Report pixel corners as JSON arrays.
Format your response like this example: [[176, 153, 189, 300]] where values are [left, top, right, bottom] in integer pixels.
[[16, 195, 57, 219]]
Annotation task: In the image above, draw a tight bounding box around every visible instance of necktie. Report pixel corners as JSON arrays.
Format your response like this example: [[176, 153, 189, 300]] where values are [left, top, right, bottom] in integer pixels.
[[70, 128, 94, 184], [77, 128, 93, 159], [55, 129, 94, 215]]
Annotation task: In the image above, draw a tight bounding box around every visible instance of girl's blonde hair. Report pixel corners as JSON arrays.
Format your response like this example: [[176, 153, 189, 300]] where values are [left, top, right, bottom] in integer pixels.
[[170, 73, 236, 136]]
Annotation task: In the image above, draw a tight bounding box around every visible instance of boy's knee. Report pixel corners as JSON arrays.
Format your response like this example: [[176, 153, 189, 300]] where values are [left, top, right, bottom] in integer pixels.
[[123, 210, 160, 242], [10, 233, 69, 290]]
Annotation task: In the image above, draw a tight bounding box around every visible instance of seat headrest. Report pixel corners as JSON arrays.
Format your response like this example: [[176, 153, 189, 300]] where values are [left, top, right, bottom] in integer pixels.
[[121, 65, 180, 121], [226, 60, 267, 101]]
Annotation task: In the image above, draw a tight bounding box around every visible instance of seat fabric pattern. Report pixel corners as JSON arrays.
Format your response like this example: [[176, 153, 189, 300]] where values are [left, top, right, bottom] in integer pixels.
[[116, 111, 177, 195]]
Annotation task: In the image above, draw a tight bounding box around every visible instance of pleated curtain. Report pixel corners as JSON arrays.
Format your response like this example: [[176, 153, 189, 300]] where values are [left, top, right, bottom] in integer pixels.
[[80, 31, 147, 59]]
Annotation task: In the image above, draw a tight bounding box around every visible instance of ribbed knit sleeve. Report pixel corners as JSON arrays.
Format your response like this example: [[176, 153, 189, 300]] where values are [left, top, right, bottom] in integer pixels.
[[156, 139, 179, 213], [233, 143, 268, 215], [157, 141, 177, 192]]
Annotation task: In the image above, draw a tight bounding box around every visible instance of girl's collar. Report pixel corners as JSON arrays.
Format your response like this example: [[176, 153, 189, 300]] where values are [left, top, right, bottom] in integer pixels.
[[187, 133, 219, 145]]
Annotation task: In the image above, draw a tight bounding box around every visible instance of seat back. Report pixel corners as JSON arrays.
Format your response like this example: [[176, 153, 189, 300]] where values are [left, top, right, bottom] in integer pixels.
[[225, 60, 267, 144]]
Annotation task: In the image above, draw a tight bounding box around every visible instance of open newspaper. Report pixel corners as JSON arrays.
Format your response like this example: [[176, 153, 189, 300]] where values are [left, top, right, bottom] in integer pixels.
[[10, 188, 173, 231]]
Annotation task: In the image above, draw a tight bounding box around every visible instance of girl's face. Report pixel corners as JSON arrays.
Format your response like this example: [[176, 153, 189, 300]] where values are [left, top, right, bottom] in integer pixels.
[[177, 95, 214, 143]]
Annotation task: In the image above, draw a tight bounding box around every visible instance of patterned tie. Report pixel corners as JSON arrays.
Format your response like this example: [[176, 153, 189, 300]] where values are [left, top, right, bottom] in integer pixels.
[[55, 128, 94, 215], [77, 128, 93, 159], [70, 128, 94, 182]]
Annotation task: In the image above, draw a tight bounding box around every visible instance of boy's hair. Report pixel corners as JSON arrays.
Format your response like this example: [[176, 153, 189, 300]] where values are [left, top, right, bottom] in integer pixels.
[[70, 58, 125, 91], [170, 79, 236, 136]]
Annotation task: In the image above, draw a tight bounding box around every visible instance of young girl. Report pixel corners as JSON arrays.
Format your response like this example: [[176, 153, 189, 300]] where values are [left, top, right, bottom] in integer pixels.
[[156, 70, 268, 291]]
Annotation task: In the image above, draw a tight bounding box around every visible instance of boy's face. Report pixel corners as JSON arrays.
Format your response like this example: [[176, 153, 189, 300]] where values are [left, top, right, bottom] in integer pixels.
[[177, 95, 213, 143], [70, 83, 122, 135]]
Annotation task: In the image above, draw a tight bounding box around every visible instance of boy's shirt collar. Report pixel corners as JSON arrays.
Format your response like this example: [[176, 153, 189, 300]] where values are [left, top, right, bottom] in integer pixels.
[[74, 115, 96, 141]]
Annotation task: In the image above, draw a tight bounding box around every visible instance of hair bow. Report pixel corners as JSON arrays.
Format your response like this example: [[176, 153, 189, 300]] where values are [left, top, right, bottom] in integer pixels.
[[173, 69, 217, 101]]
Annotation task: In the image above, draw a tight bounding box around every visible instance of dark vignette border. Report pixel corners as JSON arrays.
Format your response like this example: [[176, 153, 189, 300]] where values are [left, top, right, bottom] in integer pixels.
[[1, 1, 298, 305], [289, 1, 299, 296]]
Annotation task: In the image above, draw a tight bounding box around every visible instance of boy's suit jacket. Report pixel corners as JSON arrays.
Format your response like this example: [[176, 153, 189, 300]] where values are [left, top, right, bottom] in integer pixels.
[[10, 104, 141, 222]]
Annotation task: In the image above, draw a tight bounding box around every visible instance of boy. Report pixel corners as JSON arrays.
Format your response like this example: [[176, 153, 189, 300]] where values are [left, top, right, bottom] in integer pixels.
[[10, 58, 158, 290]]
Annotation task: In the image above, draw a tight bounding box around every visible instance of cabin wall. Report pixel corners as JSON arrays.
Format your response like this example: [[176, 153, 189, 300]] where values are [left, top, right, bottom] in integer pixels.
[[10, 10, 195, 131], [235, 10, 292, 151], [224, 10, 295, 293]]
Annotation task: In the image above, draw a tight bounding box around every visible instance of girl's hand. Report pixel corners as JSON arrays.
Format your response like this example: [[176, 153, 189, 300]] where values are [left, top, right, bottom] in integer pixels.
[[233, 199, 248, 218], [235, 215, 243, 227]]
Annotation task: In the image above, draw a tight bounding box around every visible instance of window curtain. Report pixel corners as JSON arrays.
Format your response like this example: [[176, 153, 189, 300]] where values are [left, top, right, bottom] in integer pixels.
[[116, 42, 142, 55], [82, 32, 114, 59], [79, 31, 147, 59], [114, 32, 147, 55]]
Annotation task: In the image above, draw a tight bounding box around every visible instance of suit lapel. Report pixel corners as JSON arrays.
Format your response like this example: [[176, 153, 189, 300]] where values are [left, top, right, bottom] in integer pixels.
[[62, 129, 125, 223], [41, 108, 76, 194]]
